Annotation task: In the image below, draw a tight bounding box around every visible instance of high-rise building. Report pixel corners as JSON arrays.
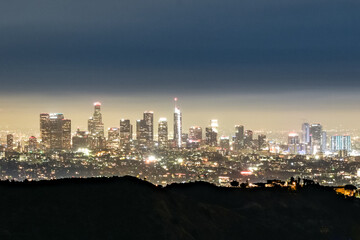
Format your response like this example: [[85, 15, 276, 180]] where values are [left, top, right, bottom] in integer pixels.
[[244, 130, 253, 147], [234, 125, 244, 151], [302, 123, 310, 144], [136, 119, 147, 146], [143, 111, 154, 142], [135, 112, 154, 148], [88, 136, 106, 150], [173, 98, 182, 148], [189, 126, 202, 141], [6, 134, 13, 150], [88, 102, 104, 138], [40, 113, 51, 148], [258, 134, 266, 150], [28, 136, 37, 152], [205, 127, 217, 147], [72, 129, 89, 150], [120, 119, 132, 147], [288, 133, 300, 145], [310, 124, 322, 143], [219, 136, 230, 150], [187, 126, 202, 149], [107, 127, 120, 149], [205, 120, 218, 147], [49, 113, 69, 150], [40, 113, 71, 150], [158, 118, 168, 148], [310, 123, 322, 154], [331, 135, 351, 152], [343, 135, 351, 152], [108, 128, 120, 141], [88, 102, 106, 149], [48, 113, 63, 150], [288, 132, 300, 154], [88, 102, 105, 149], [62, 119, 72, 150]]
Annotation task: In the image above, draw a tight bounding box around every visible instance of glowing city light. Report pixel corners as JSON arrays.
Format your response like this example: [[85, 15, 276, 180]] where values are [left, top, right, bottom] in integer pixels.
[[76, 148, 90, 156], [241, 171, 253, 176], [145, 155, 157, 164], [288, 132, 298, 137]]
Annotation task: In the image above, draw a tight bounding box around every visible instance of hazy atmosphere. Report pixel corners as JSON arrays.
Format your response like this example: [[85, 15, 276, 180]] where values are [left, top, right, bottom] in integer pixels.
[[1, 0, 360, 132]]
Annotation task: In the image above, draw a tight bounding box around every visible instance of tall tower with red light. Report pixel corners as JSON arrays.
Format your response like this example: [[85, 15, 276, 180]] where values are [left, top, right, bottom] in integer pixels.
[[173, 98, 182, 148]]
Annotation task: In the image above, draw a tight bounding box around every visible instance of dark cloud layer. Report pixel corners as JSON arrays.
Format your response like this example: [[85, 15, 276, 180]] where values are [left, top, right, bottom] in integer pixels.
[[0, 0, 359, 94]]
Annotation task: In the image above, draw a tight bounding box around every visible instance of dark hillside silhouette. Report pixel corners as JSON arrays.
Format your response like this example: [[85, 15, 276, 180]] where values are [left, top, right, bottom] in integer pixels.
[[0, 176, 359, 240]]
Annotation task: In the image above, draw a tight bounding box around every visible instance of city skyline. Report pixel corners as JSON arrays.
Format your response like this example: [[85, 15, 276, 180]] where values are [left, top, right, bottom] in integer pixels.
[[3, 99, 357, 162], [1, 94, 360, 135], [2, 1, 360, 239], [1, 97, 358, 187]]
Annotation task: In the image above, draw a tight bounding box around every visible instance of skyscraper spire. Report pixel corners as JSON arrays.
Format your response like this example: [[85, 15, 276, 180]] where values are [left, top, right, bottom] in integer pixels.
[[174, 97, 178, 109]]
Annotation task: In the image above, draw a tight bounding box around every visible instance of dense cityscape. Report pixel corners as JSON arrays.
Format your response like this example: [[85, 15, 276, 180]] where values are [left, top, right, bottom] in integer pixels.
[[1, 98, 360, 187], [2, 1, 360, 239]]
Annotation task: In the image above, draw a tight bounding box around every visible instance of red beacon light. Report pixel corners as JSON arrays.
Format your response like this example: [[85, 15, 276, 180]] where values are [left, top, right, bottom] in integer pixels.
[[94, 102, 102, 106]]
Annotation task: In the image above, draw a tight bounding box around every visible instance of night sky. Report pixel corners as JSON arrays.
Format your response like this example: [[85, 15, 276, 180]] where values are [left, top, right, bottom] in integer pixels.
[[1, 0, 360, 133]]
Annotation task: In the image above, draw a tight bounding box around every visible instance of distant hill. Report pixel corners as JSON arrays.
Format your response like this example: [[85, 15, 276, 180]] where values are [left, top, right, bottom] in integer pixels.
[[0, 176, 359, 240]]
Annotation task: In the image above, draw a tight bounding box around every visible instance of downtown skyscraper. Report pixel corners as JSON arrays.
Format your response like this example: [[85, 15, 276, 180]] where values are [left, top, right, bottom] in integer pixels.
[[302, 123, 310, 144], [219, 136, 230, 150], [88, 102, 104, 138], [88, 102, 105, 149], [188, 126, 202, 148], [6, 134, 13, 150], [244, 130, 253, 148], [331, 135, 351, 152], [28, 136, 38, 152], [136, 119, 147, 145], [258, 134, 266, 151], [206, 120, 218, 147], [301, 122, 311, 154], [189, 126, 202, 142], [143, 111, 154, 142], [173, 98, 182, 148], [234, 125, 245, 151], [158, 118, 168, 148], [40, 113, 71, 150], [136, 111, 154, 147], [310, 123, 326, 154], [288, 132, 300, 154], [120, 119, 132, 148], [72, 129, 89, 150], [107, 127, 120, 149], [40, 113, 51, 149]]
